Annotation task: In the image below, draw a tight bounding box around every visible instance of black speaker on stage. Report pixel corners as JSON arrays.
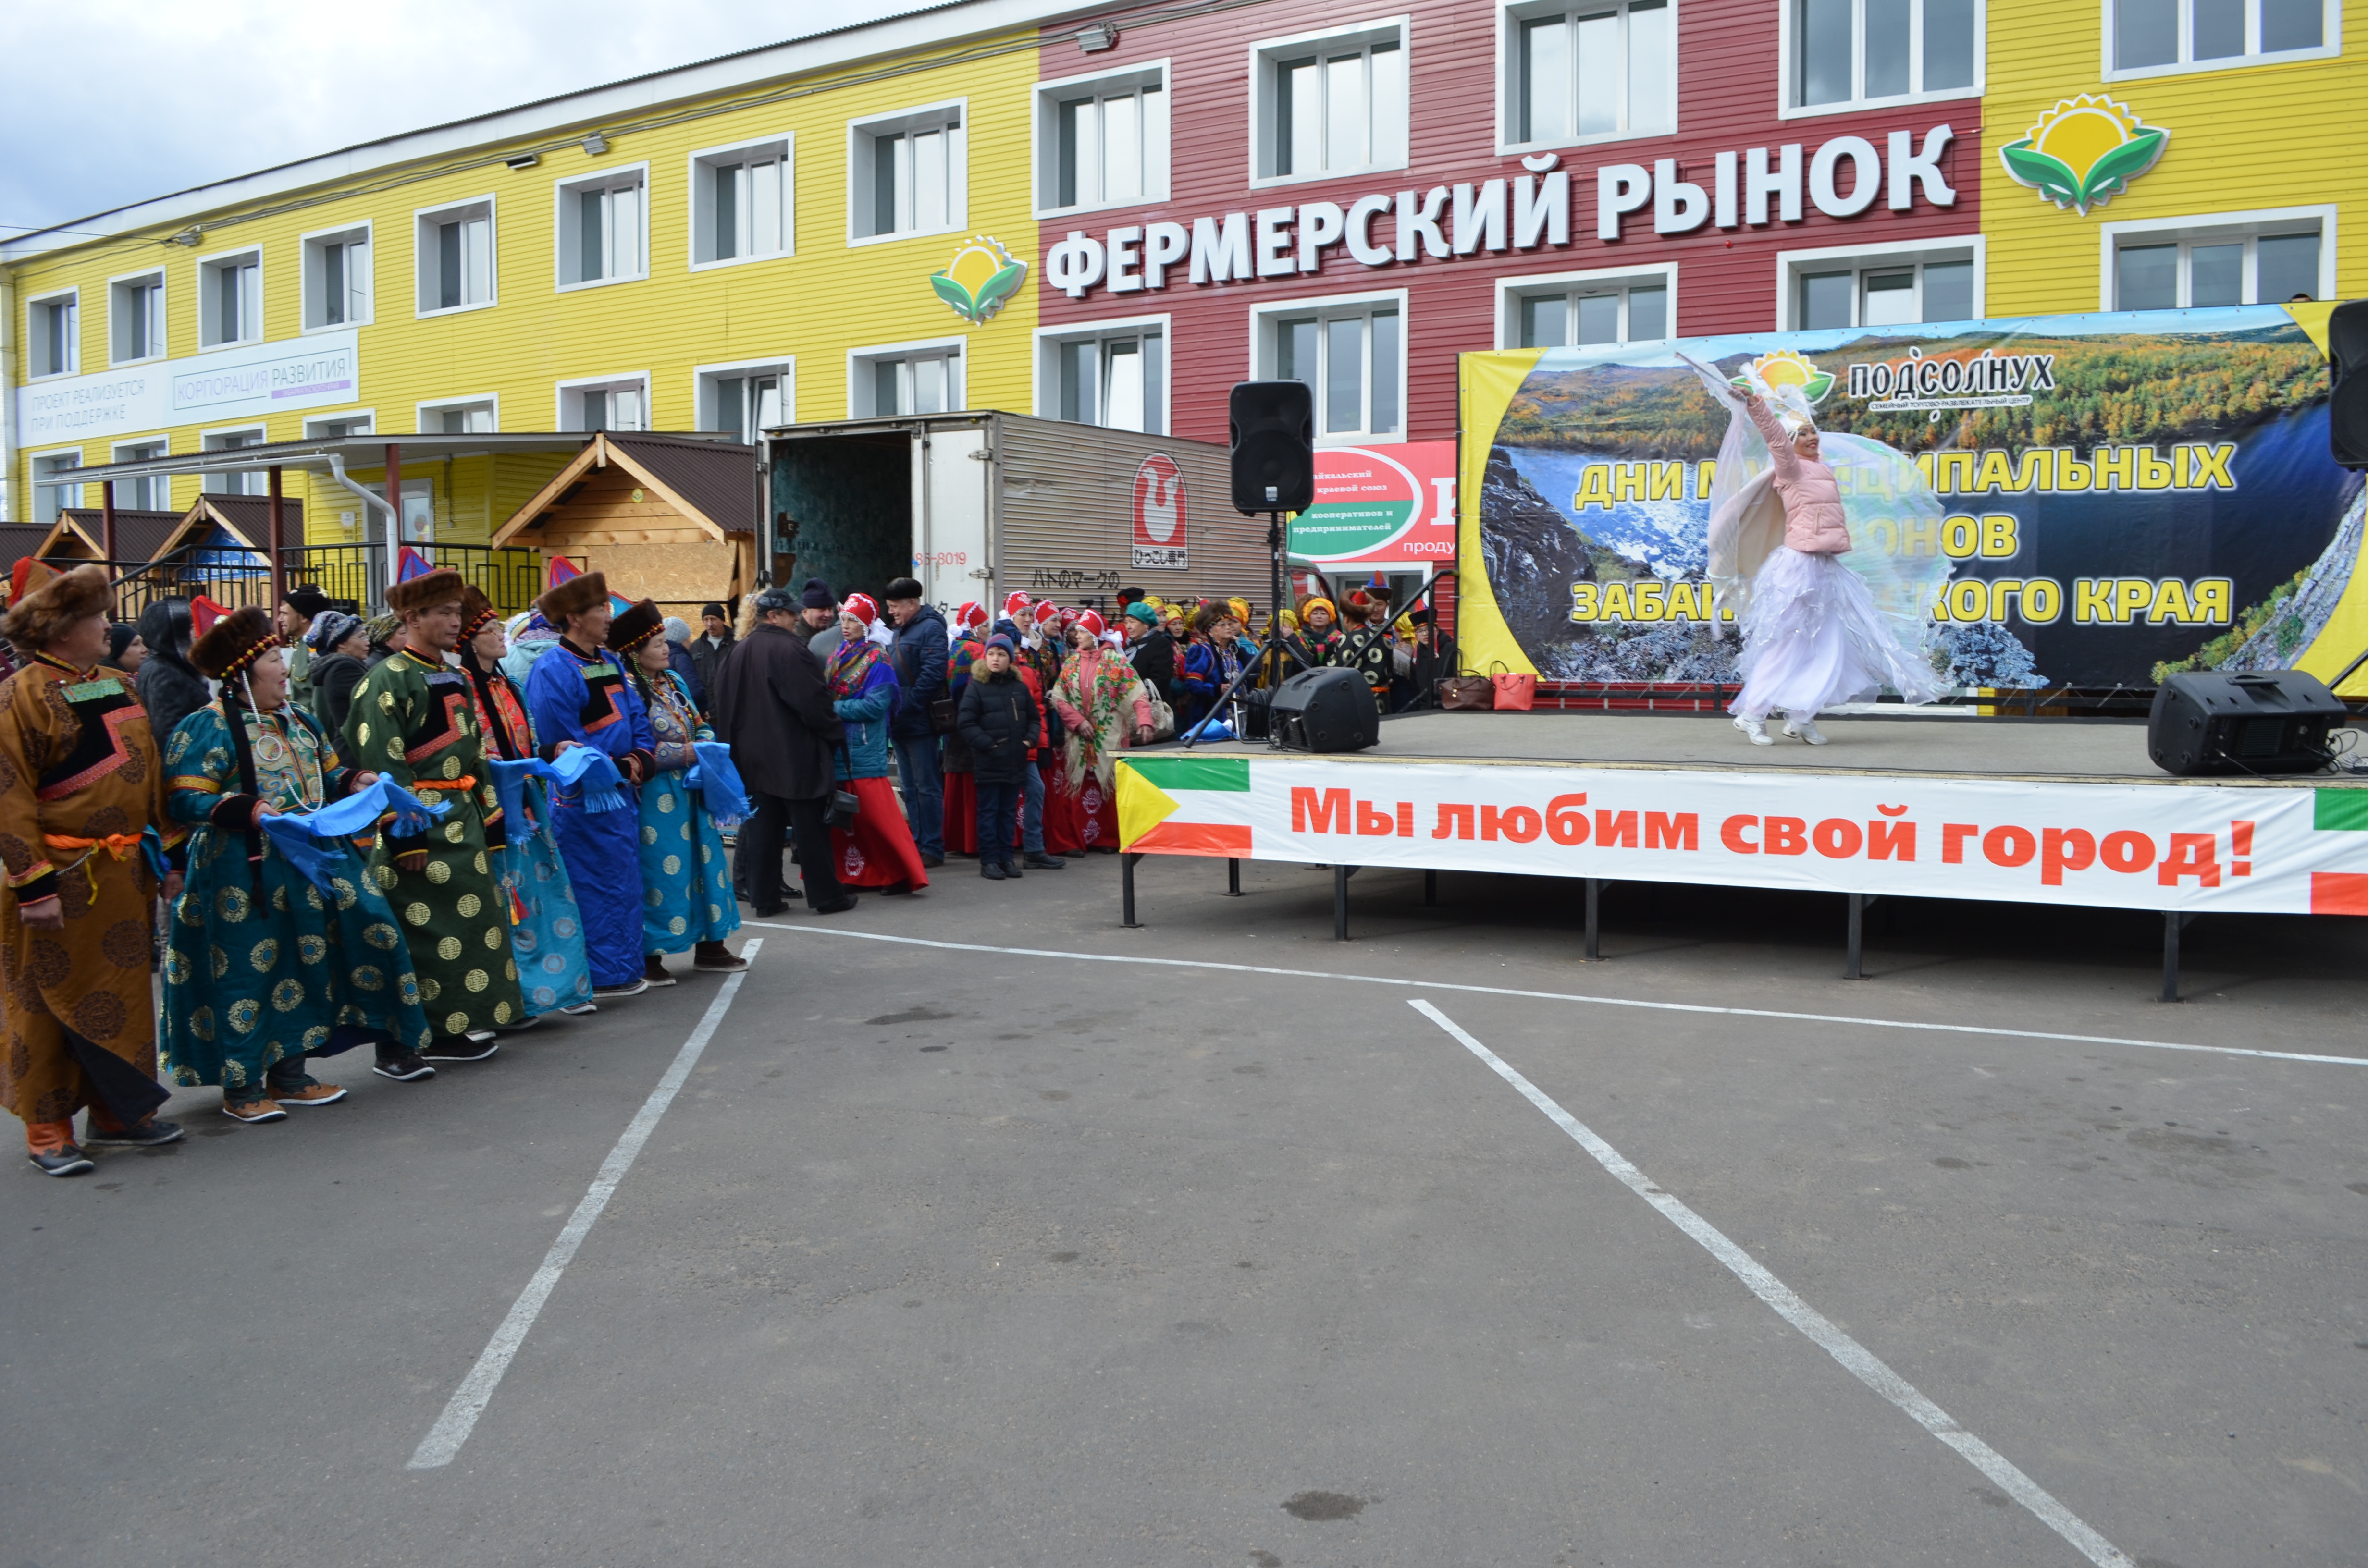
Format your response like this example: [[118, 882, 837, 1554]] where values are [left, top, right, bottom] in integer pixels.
[[1229, 380, 1316, 514], [2148, 670, 2348, 775], [2331, 300, 2368, 469], [1270, 668, 1379, 753]]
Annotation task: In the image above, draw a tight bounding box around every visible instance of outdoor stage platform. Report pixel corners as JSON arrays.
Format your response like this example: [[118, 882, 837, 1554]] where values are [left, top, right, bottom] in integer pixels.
[[1111, 710, 2368, 1001]]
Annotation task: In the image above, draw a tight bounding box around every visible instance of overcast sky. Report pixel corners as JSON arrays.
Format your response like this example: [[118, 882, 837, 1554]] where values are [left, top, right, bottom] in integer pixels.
[[1, 0, 931, 236]]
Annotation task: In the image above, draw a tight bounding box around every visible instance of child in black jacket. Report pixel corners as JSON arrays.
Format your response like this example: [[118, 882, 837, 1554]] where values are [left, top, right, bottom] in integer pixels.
[[955, 635, 1039, 880]]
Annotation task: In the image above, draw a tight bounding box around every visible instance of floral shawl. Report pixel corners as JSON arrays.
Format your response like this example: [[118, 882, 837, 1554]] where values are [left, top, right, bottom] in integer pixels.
[[828, 638, 888, 701], [1054, 644, 1146, 791]]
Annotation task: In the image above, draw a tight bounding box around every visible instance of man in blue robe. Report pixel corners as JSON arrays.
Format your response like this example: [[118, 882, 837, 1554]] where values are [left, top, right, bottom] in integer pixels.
[[523, 572, 654, 1000]]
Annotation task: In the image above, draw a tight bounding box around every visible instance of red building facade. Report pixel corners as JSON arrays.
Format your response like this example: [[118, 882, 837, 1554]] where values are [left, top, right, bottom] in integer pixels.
[[1031, 0, 1987, 449]]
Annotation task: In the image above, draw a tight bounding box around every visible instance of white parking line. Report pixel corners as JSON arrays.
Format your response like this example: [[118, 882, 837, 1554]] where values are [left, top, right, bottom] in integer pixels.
[[1408, 998, 2137, 1568], [407, 941, 763, 1470], [743, 922, 2365, 1067]]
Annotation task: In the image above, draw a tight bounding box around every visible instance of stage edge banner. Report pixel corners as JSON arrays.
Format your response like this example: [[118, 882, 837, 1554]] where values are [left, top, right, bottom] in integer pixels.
[[1116, 755, 2368, 916]]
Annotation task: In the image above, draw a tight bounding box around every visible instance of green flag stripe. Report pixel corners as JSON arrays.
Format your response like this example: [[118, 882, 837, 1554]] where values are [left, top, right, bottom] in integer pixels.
[[1125, 756, 1252, 792], [2315, 789, 2368, 831]]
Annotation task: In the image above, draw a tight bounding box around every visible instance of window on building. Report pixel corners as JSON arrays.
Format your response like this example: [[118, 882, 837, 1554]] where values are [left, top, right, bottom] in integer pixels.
[[1513, 0, 1674, 145], [855, 346, 963, 416], [2110, 0, 2327, 71], [302, 224, 372, 329], [27, 292, 79, 379], [697, 363, 791, 442], [202, 429, 268, 496], [1038, 67, 1170, 212], [1256, 23, 1409, 181], [199, 250, 263, 347], [110, 441, 170, 511], [851, 105, 966, 240], [691, 138, 793, 266], [1044, 327, 1167, 434], [1263, 298, 1403, 440], [111, 274, 165, 364], [1790, 252, 1976, 328], [420, 397, 499, 434], [415, 198, 495, 313], [556, 169, 647, 287], [1793, 0, 1978, 108], [31, 452, 82, 524], [560, 378, 647, 432], [304, 414, 374, 439], [1509, 275, 1671, 346], [2113, 224, 2321, 309]]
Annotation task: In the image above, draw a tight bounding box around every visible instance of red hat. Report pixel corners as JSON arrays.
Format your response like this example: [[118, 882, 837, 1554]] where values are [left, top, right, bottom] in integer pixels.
[[1032, 600, 1063, 625], [956, 600, 987, 630], [842, 592, 879, 625], [1001, 591, 1033, 622], [1073, 608, 1107, 639]]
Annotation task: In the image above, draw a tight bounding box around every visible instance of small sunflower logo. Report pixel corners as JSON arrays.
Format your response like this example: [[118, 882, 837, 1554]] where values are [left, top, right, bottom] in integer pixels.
[[930, 235, 1027, 324], [1733, 349, 1835, 405], [2000, 95, 2170, 216]]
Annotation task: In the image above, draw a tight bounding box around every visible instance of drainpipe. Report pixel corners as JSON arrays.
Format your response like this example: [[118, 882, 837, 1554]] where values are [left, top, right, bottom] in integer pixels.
[[0, 271, 16, 524], [325, 453, 398, 608]]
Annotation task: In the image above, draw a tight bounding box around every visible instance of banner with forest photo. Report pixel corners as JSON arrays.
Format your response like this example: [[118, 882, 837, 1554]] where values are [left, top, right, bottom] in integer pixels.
[[1454, 304, 2364, 693]]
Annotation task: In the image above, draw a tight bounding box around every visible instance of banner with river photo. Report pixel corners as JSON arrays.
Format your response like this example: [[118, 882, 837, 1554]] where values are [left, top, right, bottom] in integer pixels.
[[1454, 304, 2364, 692]]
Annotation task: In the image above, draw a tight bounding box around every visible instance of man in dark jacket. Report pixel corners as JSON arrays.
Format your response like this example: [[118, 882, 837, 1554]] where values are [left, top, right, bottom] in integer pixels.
[[689, 601, 735, 695], [712, 585, 854, 917], [882, 578, 948, 868], [954, 635, 1037, 881]]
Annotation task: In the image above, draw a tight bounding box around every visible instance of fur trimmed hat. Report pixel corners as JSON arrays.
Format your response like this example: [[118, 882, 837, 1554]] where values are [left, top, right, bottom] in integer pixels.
[[387, 567, 469, 615], [459, 585, 501, 640], [189, 605, 280, 680], [537, 568, 609, 625], [3, 564, 112, 652], [606, 598, 666, 655]]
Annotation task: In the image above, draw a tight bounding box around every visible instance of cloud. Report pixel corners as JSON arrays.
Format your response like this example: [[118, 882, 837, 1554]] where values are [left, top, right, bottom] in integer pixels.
[[1, 0, 924, 234]]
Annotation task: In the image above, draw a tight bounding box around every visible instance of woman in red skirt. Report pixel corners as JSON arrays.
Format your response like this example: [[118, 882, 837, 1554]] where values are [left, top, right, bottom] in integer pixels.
[[826, 594, 929, 893], [940, 601, 988, 856], [1048, 610, 1152, 853]]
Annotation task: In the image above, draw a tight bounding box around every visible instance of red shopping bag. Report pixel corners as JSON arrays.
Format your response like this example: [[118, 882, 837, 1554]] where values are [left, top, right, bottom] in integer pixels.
[[1488, 662, 1536, 712]]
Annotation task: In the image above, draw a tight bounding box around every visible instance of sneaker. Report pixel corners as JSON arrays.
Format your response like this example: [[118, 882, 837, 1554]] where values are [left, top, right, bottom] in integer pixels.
[[919, 852, 946, 869], [83, 1116, 185, 1148], [271, 1081, 347, 1107], [1783, 715, 1828, 746], [1023, 853, 1067, 870], [421, 1034, 498, 1064], [693, 941, 749, 973], [593, 977, 652, 1000], [372, 1053, 437, 1082], [222, 1097, 288, 1124], [558, 1001, 600, 1017], [981, 862, 1007, 881], [28, 1144, 94, 1177], [643, 956, 679, 988], [494, 1015, 540, 1033], [812, 896, 859, 915], [1733, 715, 1773, 747]]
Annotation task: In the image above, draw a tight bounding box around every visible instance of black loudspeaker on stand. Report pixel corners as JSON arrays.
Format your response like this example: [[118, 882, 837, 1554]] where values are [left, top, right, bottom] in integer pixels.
[[2329, 299, 2368, 470], [1228, 380, 1318, 712], [2148, 670, 2348, 776], [1270, 668, 1380, 753]]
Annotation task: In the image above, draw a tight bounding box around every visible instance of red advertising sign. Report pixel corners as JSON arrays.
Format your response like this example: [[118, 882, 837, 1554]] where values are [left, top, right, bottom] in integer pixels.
[[1131, 453, 1188, 569], [1291, 441, 1459, 566]]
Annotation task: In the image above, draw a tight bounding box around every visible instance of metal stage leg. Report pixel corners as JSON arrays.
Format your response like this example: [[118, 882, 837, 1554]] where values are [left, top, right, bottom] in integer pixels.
[[2161, 910, 2190, 1003], [1584, 878, 1602, 961], [1122, 853, 1142, 929], [1424, 869, 1437, 906], [1845, 893, 1867, 980], [1333, 865, 1360, 941], [1225, 858, 1242, 897]]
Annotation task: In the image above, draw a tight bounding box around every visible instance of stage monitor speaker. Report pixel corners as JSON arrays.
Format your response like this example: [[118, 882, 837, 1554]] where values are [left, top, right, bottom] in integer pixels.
[[2330, 300, 2368, 469], [2148, 669, 2347, 776], [1270, 667, 1379, 753], [1229, 380, 1316, 514]]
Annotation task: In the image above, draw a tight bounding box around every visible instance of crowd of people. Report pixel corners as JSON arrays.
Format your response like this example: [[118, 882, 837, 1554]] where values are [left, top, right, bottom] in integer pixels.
[[0, 555, 1430, 1176]]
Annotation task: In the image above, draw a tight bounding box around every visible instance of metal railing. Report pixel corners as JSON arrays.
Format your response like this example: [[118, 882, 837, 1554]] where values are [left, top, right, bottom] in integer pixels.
[[98, 542, 549, 621]]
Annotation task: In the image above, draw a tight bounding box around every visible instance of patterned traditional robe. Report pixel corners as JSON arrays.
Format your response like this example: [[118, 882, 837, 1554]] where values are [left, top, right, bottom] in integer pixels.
[[0, 654, 185, 1127], [160, 702, 433, 1088], [343, 647, 526, 1038], [463, 659, 594, 1016], [637, 669, 740, 955], [524, 640, 653, 990]]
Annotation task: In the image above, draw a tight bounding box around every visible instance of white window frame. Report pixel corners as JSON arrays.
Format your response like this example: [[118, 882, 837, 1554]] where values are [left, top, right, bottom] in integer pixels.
[[1778, 0, 1987, 118], [1775, 236, 1985, 330], [302, 410, 377, 440], [299, 219, 374, 332], [687, 133, 796, 271], [846, 99, 970, 246], [1248, 17, 1413, 189], [29, 447, 84, 522], [554, 163, 651, 293], [1032, 313, 1172, 433], [692, 356, 797, 441], [1034, 61, 1173, 219], [1494, 263, 1678, 348], [1496, 0, 1681, 154], [1249, 287, 1411, 445], [196, 245, 264, 350], [554, 372, 651, 433], [414, 195, 499, 318], [25, 287, 80, 380], [2102, 0, 2341, 77], [107, 269, 167, 367], [108, 437, 173, 512], [847, 335, 967, 417], [416, 394, 502, 435], [200, 423, 271, 496], [2097, 204, 2337, 309]]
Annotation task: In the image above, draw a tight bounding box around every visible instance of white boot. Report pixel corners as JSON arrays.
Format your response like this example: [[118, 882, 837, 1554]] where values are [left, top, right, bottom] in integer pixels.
[[1782, 712, 1827, 745], [1733, 715, 1774, 747]]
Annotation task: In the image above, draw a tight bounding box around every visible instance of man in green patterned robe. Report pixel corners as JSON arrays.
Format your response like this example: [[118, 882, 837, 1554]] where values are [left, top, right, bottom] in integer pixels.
[[343, 568, 524, 1062]]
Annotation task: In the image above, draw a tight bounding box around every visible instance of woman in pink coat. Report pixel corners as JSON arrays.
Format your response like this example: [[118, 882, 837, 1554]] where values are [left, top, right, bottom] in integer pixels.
[[1728, 392, 1936, 746]]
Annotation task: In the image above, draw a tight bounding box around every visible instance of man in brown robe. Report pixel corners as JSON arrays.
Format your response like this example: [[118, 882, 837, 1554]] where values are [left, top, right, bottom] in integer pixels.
[[0, 564, 188, 1175]]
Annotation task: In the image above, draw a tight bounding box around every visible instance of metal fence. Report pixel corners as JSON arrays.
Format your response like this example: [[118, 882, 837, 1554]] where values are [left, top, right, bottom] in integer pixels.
[[103, 543, 549, 622]]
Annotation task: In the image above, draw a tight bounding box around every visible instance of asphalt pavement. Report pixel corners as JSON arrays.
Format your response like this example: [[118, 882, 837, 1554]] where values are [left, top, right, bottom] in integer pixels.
[[4, 853, 2364, 1567]]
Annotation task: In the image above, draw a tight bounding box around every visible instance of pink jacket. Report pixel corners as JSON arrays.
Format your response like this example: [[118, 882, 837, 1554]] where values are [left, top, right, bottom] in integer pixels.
[[1750, 399, 1852, 555]]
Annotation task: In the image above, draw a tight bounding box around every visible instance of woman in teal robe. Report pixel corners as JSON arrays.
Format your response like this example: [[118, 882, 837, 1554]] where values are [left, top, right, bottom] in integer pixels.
[[611, 602, 743, 983], [160, 616, 434, 1118]]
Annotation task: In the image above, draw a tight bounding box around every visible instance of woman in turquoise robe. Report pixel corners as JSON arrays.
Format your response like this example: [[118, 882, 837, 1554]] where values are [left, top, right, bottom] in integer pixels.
[[612, 602, 743, 983], [160, 620, 434, 1118]]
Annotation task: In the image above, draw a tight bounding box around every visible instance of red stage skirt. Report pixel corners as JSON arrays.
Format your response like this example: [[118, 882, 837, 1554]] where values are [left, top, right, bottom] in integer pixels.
[[944, 769, 979, 855], [829, 775, 931, 889], [1045, 754, 1118, 852]]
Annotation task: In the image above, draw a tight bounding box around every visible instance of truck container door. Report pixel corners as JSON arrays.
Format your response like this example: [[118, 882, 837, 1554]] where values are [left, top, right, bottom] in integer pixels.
[[917, 423, 991, 611]]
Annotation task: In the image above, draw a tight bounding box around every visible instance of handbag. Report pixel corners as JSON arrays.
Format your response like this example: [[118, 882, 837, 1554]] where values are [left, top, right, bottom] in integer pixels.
[[826, 743, 861, 830], [929, 697, 956, 735], [1436, 674, 1494, 710], [1145, 688, 1178, 742], [1487, 660, 1537, 713]]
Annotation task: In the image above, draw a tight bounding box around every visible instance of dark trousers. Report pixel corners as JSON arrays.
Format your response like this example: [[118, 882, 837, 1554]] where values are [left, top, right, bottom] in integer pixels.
[[739, 791, 845, 912], [975, 780, 1019, 868], [895, 736, 944, 858]]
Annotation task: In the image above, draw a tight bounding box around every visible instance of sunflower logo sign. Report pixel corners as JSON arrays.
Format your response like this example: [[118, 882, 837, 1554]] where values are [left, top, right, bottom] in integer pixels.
[[929, 235, 1027, 324], [1731, 349, 1834, 404], [2000, 95, 2171, 216]]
